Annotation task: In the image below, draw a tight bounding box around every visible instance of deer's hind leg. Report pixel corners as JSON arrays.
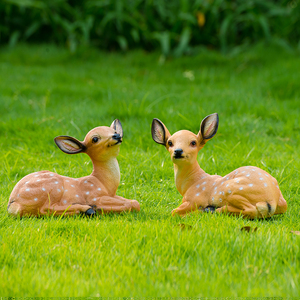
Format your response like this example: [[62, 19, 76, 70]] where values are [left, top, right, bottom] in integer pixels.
[[40, 203, 95, 216], [216, 197, 260, 219], [274, 192, 287, 215]]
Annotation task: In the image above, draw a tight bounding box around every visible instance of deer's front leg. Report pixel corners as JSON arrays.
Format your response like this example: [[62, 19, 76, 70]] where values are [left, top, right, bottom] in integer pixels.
[[94, 195, 140, 214], [172, 198, 200, 216]]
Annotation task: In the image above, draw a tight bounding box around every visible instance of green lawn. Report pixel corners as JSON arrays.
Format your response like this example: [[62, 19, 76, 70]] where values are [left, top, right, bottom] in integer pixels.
[[0, 44, 300, 297]]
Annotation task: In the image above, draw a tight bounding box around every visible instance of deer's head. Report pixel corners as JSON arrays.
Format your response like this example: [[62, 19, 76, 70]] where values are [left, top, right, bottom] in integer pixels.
[[54, 119, 123, 162], [152, 113, 219, 165]]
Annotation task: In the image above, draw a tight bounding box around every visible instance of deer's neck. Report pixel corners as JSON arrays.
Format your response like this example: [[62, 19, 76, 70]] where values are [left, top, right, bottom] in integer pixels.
[[174, 161, 206, 196], [91, 158, 120, 196]]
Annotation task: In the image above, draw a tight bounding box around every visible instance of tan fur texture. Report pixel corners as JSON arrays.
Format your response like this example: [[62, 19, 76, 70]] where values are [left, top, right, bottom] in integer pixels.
[[8, 119, 140, 217], [152, 113, 287, 219]]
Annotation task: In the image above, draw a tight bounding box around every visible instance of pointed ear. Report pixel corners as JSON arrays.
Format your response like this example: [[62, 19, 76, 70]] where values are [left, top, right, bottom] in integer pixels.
[[198, 113, 219, 143], [54, 136, 86, 154], [111, 119, 123, 137], [151, 118, 171, 146]]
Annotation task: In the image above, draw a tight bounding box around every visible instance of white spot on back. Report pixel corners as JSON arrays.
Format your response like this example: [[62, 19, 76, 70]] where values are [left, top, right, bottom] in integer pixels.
[[239, 187, 243, 190], [76, 195, 79, 197], [246, 174, 250, 177], [212, 182, 216, 186], [37, 179, 41, 182], [57, 189, 61, 192], [91, 184, 94, 187], [196, 184, 200, 188], [86, 192, 90, 195], [202, 187, 206, 191], [34, 198, 38, 201], [93, 198, 97, 201], [226, 184, 229, 187], [63, 200, 67, 204], [259, 178, 263, 180], [50, 174, 54, 177], [98, 188, 101, 191], [202, 182, 207, 185], [219, 198, 222, 202], [42, 188, 46, 191], [71, 185, 75, 187], [264, 183, 268, 187], [34, 175, 39, 177], [55, 181, 58, 184], [228, 190, 232, 194], [84, 180, 88, 183], [212, 197, 214, 201], [25, 188, 30, 191], [249, 183, 253, 187], [196, 193, 200, 197]]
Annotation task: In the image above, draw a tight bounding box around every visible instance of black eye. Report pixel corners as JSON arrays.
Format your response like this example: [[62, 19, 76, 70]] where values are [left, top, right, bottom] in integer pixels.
[[92, 137, 99, 143], [191, 141, 197, 146], [168, 140, 173, 147]]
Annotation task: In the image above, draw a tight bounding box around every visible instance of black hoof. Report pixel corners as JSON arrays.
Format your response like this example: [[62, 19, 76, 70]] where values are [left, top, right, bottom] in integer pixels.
[[84, 208, 96, 217], [204, 206, 216, 213]]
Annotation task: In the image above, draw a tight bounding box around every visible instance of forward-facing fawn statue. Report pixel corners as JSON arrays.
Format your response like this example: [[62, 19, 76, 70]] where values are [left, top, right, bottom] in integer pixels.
[[8, 119, 140, 217], [151, 113, 287, 218]]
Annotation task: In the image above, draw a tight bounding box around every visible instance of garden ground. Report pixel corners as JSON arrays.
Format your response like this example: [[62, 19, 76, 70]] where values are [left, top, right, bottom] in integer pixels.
[[0, 44, 299, 296]]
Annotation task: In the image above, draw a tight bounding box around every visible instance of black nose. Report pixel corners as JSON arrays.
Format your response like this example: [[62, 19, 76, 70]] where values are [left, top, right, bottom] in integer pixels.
[[174, 149, 183, 157], [112, 133, 122, 142]]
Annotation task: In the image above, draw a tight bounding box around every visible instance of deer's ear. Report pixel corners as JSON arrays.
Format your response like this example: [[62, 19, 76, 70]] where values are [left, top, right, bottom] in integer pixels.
[[151, 118, 171, 146], [198, 113, 219, 142], [111, 119, 123, 137], [54, 136, 86, 154]]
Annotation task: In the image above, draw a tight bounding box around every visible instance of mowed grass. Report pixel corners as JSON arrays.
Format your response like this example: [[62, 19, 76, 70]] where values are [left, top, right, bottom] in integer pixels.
[[0, 44, 300, 297]]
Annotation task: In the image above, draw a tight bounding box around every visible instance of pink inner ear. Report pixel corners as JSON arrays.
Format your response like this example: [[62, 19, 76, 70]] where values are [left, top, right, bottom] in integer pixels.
[[154, 128, 164, 141], [61, 140, 81, 151], [204, 118, 216, 137]]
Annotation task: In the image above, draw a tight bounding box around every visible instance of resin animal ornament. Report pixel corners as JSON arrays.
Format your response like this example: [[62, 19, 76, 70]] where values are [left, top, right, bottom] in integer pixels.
[[8, 119, 140, 217], [151, 113, 287, 219]]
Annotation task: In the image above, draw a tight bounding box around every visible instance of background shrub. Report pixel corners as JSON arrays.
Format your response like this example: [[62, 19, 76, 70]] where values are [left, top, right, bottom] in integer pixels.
[[1, 0, 300, 55]]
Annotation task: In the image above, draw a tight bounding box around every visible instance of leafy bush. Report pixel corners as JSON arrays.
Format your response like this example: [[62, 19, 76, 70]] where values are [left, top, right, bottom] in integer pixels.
[[1, 0, 300, 55]]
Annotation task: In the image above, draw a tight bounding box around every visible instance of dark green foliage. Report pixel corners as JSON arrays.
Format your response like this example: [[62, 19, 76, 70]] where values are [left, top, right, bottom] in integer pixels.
[[1, 0, 300, 54]]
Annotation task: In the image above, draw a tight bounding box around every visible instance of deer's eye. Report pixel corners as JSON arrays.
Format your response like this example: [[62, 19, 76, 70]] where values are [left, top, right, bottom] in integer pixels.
[[190, 140, 197, 146], [168, 140, 173, 147], [92, 136, 99, 143]]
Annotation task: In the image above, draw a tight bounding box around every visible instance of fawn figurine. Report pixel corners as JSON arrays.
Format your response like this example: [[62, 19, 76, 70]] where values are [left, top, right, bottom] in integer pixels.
[[152, 113, 287, 219], [8, 119, 140, 217]]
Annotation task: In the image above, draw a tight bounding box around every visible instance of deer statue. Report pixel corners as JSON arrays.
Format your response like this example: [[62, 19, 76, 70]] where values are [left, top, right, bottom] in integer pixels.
[[151, 113, 287, 219], [8, 119, 140, 217]]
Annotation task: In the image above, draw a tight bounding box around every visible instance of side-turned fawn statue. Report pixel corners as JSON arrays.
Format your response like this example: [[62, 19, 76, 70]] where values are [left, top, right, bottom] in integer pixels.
[[152, 113, 287, 219], [8, 119, 140, 217]]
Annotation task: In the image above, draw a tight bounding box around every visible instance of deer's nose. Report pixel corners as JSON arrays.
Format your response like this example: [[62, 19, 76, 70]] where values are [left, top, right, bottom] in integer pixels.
[[112, 133, 122, 142], [174, 149, 183, 157]]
